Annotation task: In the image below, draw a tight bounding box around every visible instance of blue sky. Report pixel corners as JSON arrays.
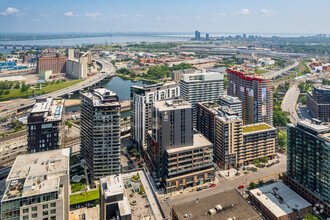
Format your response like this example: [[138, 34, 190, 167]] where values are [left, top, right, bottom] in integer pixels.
[[1, 0, 329, 34]]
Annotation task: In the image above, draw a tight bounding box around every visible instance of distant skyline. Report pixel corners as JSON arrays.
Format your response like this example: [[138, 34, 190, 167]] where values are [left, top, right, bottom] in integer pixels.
[[1, 0, 329, 34]]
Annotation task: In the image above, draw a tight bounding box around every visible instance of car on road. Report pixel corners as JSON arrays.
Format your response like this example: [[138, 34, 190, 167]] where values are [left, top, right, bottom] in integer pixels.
[[204, 185, 210, 189], [210, 184, 216, 187], [164, 197, 170, 201], [266, 164, 272, 168], [20, 104, 24, 106], [238, 185, 244, 189], [275, 160, 280, 164], [196, 187, 203, 191]]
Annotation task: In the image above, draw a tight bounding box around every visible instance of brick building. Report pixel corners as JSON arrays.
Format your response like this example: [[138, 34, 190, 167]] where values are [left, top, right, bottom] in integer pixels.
[[37, 54, 67, 74]]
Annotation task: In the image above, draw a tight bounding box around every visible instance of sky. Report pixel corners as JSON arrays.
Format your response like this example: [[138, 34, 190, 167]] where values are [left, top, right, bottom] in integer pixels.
[[0, 0, 329, 34]]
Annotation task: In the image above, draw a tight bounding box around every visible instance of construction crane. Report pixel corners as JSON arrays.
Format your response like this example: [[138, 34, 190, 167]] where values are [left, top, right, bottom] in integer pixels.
[[29, 47, 39, 69]]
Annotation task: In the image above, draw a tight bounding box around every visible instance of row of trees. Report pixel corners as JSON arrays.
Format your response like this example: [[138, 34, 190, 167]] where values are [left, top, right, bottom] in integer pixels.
[[147, 63, 193, 79]]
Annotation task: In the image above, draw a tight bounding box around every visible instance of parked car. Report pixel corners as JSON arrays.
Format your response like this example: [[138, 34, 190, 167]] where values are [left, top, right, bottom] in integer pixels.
[[204, 185, 210, 189], [196, 187, 203, 191], [210, 184, 216, 187], [275, 160, 280, 164], [164, 197, 170, 201], [238, 185, 244, 189]]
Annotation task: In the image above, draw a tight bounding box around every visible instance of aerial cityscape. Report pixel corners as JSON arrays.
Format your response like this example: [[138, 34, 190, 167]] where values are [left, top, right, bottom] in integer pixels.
[[0, 0, 329, 220]]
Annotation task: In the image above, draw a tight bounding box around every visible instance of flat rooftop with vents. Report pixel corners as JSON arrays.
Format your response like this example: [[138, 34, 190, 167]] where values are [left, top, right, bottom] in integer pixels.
[[2, 148, 70, 201], [249, 182, 312, 219], [172, 189, 262, 220]]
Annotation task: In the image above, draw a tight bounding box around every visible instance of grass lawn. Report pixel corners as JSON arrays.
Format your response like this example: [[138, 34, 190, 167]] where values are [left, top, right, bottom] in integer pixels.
[[70, 185, 100, 205], [0, 79, 85, 101], [255, 69, 269, 75], [71, 180, 86, 193]]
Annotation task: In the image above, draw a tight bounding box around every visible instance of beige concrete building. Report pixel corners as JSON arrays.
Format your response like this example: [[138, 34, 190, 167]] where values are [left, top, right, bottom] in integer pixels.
[[1, 148, 70, 220]]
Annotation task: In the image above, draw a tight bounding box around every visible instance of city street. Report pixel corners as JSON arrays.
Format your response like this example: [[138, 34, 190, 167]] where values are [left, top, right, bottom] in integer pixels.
[[157, 155, 287, 218]]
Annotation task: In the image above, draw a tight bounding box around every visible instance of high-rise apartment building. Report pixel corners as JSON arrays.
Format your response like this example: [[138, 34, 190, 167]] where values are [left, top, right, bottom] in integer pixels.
[[1, 148, 70, 220], [27, 97, 65, 154], [37, 54, 67, 74], [307, 85, 330, 122], [227, 66, 273, 125], [146, 99, 214, 193], [218, 95, 242, 119], [285, 120, 330, 215], [81, 88, 121, 179], [171, 69, 195, 82], [197, 102, 278, 169], [130, 83, 179, 151], [180, 71, 224, 125], [194, 30, 201, 40]]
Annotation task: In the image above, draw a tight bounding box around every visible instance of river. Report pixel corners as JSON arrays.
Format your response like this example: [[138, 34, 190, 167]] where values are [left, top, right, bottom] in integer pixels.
[[65, 76, 153, 118]]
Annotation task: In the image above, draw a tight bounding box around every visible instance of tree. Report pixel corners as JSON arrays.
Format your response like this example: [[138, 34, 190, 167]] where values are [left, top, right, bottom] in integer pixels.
[[14, 81, 20, 89], [20, 82, 30, 92], [273, 109, 290, 127], [303, 213, 318, 220], [258, 180, 264, 186], [123, 117, 128, 121], [134, 59, 141, 65], [249, 182, 257, 189], [259, 157, 268, 164], [278, 130, 287, 151], [299, 95, 307, 105]]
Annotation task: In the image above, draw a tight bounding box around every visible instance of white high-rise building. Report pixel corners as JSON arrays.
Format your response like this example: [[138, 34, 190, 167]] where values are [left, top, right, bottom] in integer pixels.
[[81, 88, 121, 179], [180, 71, 224, 125], [130, 83, 180, 151]]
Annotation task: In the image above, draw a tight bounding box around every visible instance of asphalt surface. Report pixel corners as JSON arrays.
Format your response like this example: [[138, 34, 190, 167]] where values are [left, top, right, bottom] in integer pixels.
[[263, 60, 299, 79], [0, 59, 115, 118], [281, 83, 300, 123]]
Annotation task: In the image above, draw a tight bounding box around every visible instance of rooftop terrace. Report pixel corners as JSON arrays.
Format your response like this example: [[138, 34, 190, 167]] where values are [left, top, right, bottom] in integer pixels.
[[30, 97, 64, 122]]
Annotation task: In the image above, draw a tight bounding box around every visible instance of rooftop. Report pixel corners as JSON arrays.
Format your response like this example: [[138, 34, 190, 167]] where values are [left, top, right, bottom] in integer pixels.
[[3, 148, 70, 201], [154, 99, 191, 111], [227, 66, 270, 81], [243, 123, 274, 134], [181, 71, 223, 82], [219, 95, 241, 103], [83, 88, 120, 107], [249, 182, 312, 218], [131, 82, 177, 91], [172, 189, 262, 220], [30, 97, 64, 122], [297, 119, 330, 134], [166, 133, 212, 154]]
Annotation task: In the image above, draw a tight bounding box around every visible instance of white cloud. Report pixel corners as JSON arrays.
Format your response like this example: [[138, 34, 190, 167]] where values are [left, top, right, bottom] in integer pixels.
[[260, 9, 274, 15], [156, 16, 162, 20], [113, 14, 126, 19], [85, 12, 100, 17], [212, 12, 226, 21], [234, 8, 250, 15], [135, 14, 143, 18], [64, 11, 75, 17], [194, 15, 201, 19], [1, 7, 19, 16]]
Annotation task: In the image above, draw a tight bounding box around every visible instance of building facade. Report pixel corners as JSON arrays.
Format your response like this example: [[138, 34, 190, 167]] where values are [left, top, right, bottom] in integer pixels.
[[37, 54, 67, 74], [218, 95, 242, 119], [27, 97, 65, 154], [307, 85, 330, 122], [146, 99, 214, 193], [171, 69, 195, 82], [285, 120, 330, 215], [130, 83, 179, 151], [180, 71, 224, 125], [81, 88, 121, 179], [1, 148, 70, 220], [227, 66, 273, 125]]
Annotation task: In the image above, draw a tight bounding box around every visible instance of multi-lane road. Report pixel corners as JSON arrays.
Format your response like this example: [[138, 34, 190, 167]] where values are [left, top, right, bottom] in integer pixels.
[[0, 59, 115, 118], [263, 60, 299, 79], [281, 83, 300, 123]]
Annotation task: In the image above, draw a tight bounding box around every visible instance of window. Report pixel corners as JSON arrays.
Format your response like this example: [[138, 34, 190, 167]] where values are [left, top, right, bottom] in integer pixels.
[[43, 218, 49, 220], [50, 203, 56, 207], [23, 216, 29, 220], [50, 216, 56, 220], [31, 214, 37, 219], [50, 209, 56, 214], [31, 207, 37, 212], [43, 204, 48, 209], [23, 208, 29, 213], [43, 211, 48, 216]]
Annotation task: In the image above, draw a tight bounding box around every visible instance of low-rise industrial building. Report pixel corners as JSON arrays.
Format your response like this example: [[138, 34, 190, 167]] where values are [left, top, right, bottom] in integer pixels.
[[172, 189, 262, 220], [249, 182, 312, 220]]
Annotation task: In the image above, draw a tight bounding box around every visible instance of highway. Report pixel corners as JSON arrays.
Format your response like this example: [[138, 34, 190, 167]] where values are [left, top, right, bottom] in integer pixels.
[[263, 60, 299, 79], [281, 83, 300, 123], [0, 59, 116, 118]]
